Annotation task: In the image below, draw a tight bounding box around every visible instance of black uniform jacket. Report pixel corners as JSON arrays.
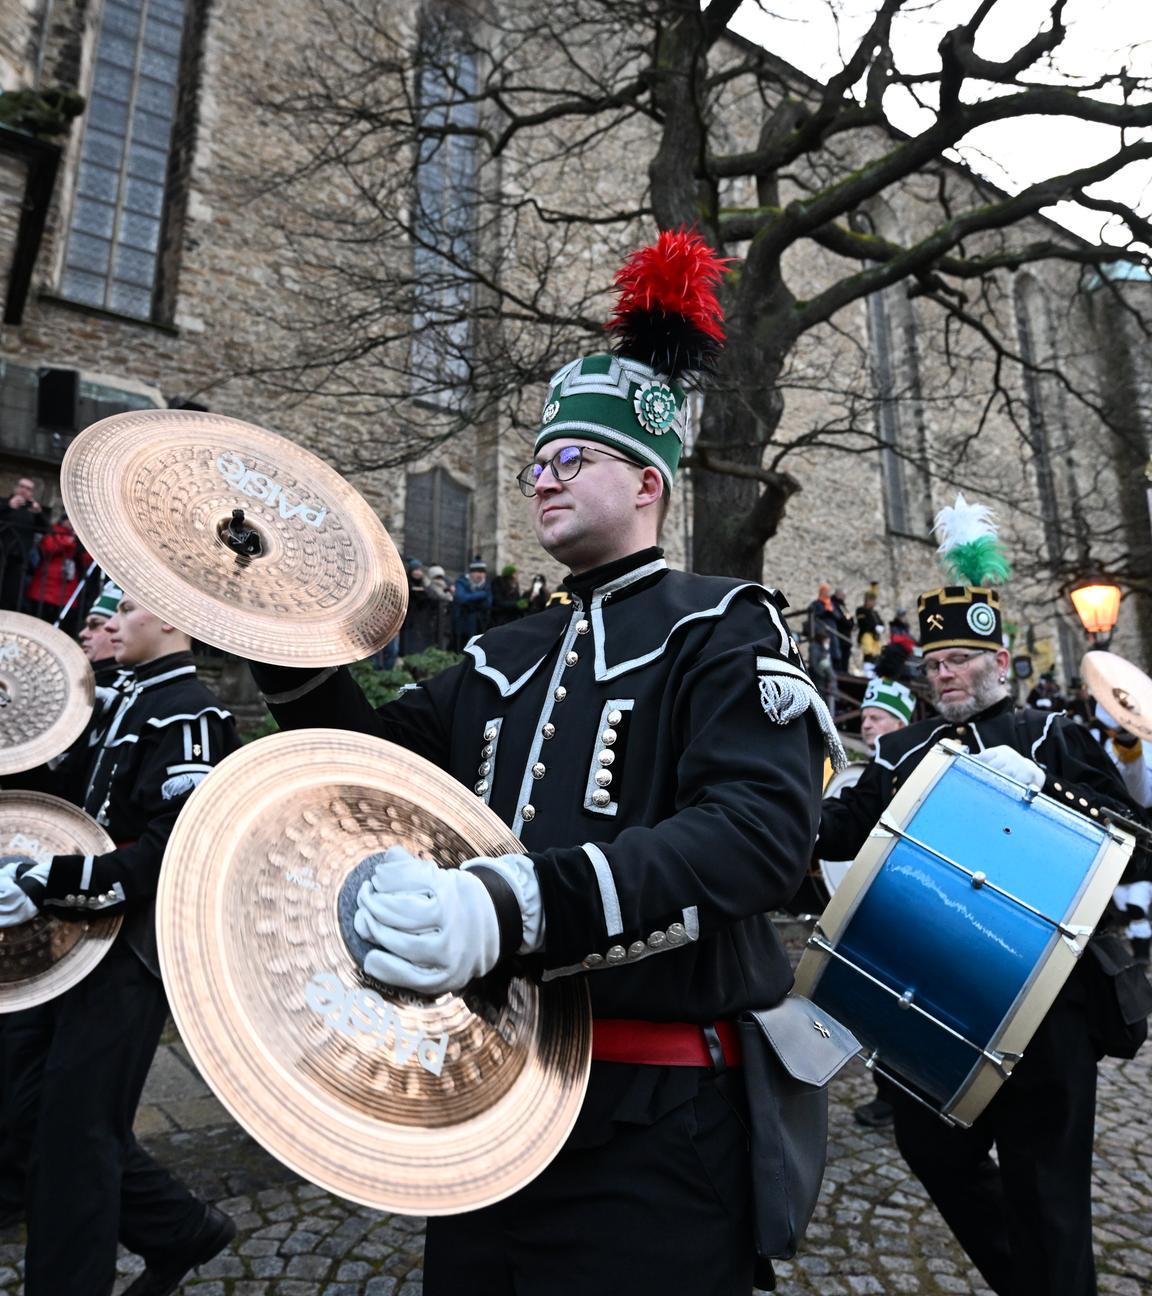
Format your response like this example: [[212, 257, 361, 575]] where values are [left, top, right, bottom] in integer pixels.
[[262, 553, 826, 1025], [16, 651, 240, 974], [12, 661, 130, 803], [819, 697, 1148, 879]]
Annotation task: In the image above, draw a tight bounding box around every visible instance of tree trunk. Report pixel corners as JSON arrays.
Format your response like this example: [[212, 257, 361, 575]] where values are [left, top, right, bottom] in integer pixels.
[[690, 347, 799, 578], [690, 458, 798, 577], [1093, 294, 1152, 663]]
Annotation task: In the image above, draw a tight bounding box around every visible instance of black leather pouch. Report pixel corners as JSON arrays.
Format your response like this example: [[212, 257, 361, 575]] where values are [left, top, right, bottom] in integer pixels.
[[738, 994, 858, 1261]]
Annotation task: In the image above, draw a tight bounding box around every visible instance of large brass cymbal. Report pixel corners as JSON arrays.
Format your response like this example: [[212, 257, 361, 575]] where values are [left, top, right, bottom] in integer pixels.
[[157, 729, 591, 1215], [61, 410, 408, 666], [0, 791, 119, 1012], [1082, 649, 1152, 743], [0, 612, 95, 775]]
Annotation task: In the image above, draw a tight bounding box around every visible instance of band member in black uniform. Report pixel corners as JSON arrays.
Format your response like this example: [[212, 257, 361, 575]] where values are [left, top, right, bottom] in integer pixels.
[[817, 498, 1149, 1296], [79, 578, 127, 687], [249, 232, 842, 1295], [0, 579, 128, 1229], [0, 594, 241, 1296]]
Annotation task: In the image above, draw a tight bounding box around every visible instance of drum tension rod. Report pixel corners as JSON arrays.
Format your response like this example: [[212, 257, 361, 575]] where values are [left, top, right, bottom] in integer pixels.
[[878, 819, 1091, 948], [808, 930, 1019, 1076], [863, 1053, 964, 1128], [1100, 809, 1152, 844], [222, 508, 263, 558]]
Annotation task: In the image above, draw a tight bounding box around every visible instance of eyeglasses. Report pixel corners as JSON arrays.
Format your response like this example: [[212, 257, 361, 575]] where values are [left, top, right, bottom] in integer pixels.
[[516, 445, 642, 497], [922, 650, 992, 678]]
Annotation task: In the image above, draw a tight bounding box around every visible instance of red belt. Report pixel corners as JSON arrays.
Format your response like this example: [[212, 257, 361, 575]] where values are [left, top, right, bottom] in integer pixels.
[[591, 1018, 742, 1068]]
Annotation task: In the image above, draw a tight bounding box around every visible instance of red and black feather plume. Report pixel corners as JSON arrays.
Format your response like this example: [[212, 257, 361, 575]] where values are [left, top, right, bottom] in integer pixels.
[[607, 229, 732, 383]]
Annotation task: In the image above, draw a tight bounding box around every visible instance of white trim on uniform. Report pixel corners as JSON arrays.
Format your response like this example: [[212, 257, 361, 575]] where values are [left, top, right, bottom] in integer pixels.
[[510, 611, 585, 837], [464, 639, 550, 698], [874, 724, 952, 771], [135, 665, 197, 691], [1030, 711, 1059, 762], [582, 842, 623, 938], [145, 707, 233, 729], [592, 582, 765, 683], [583, 699, 634, 817]]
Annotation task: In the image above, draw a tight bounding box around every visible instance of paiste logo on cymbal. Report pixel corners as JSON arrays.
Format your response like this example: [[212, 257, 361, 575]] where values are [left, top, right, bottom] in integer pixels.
[[304, 971, 450, 1076], [3, 833, 50, 864], [216, 451, 329, 528]]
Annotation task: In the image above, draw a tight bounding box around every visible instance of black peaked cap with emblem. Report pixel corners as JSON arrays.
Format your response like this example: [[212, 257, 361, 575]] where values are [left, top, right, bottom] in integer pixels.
[[919, 495, 1010, 653], [918, 586, 1003, 653]]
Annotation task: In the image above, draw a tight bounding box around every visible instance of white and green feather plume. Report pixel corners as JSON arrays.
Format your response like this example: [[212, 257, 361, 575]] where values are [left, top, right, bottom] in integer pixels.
[[932, 494, 1011, 586]]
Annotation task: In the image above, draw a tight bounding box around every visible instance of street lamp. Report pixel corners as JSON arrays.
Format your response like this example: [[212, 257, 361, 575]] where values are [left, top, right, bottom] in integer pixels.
[[1067, 575, 1123, 644]]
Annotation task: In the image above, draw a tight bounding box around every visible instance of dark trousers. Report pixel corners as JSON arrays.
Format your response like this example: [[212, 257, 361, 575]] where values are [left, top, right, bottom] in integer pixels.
[[0, 1024, 22, 1220], [892, 991, 1099, 1296], [4, 942, 206, 1296], [424, 1068, 754, 1296]]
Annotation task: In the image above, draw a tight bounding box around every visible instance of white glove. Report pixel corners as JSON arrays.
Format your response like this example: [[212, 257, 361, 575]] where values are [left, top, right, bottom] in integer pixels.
[[354, 846, 504, 995], [0, 873, 39, 927], [973, 745, 1044, 788]]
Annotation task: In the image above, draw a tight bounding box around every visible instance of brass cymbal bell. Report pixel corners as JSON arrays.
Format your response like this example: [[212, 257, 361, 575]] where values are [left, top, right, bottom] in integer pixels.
[[0, 612, 95, 776], [61, 410, 408, 666], [0, 791, 119, 1012], [158, 728, 591, 1215]]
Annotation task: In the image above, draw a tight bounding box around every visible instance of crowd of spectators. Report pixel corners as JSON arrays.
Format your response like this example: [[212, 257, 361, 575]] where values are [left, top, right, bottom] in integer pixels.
[[0, 476, 90, 632], [395, 556, 551, 660], [802, 579, 924, 716]]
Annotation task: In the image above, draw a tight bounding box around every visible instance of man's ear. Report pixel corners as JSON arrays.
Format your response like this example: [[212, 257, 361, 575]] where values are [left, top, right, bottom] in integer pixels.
[[636, 466, 664, 511]]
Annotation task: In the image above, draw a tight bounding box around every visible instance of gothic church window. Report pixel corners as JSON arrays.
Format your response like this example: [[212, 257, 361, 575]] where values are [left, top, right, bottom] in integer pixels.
[[864, 283, 933, 537], [404, 467, 472, 574], [58, 0, 188, 320], [1013, 274, 1067, 559], [409, 5, 481, 410]]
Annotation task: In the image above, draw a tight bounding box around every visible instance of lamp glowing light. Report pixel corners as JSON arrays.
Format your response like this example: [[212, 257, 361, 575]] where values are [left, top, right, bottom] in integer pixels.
[[1068, 577, 1122, 639]]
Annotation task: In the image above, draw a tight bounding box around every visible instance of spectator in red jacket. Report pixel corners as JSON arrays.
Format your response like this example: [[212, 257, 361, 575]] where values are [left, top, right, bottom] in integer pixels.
[[26, 515, 83, 630]]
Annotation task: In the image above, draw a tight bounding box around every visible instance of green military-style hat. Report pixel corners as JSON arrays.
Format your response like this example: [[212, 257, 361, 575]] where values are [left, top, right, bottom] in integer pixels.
[[88, 579, 124, 619], [861, 677, 915, 724], [534, 230, 731, 492]]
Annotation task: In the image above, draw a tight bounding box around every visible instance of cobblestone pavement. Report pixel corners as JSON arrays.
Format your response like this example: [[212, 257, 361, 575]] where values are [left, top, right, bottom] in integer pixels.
[[0, 1034, 1148, 1295]]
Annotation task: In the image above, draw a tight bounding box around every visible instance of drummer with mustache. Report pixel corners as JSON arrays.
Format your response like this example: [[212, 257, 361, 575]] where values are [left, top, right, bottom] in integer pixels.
[[816, 496, 1149, 1296], [251, 232, 843, 1296]]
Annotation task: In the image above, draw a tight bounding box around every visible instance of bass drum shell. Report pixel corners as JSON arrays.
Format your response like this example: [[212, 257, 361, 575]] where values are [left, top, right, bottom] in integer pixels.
[[795, 742, 1133, 1124]]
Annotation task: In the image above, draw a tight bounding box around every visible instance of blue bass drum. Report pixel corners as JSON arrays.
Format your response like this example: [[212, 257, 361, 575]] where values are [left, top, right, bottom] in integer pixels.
[[793, 740, 1134, 1126]]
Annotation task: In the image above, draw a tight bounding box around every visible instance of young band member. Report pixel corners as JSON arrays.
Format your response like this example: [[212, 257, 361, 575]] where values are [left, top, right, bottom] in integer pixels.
[[249, 232, 841, 1295], [817, 497, 1149, 1296], [0, 595, 240, 1296], [851, 674, 915, 1129], [79, 578, 127, 686]]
